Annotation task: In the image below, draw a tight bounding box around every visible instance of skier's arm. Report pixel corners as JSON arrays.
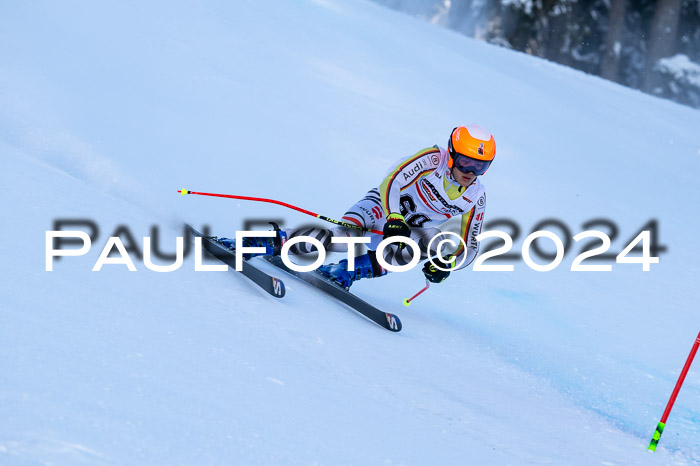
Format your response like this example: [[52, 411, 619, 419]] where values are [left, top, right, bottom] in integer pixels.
[[451, 193, 486, 271], [421, 193, 486, 282]]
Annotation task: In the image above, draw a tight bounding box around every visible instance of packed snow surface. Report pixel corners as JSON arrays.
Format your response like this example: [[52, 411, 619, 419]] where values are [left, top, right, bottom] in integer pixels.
[[1, 0, 699, 464]]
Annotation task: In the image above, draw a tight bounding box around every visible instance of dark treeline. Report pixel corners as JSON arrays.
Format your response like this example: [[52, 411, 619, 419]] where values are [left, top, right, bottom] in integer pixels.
[[375, 0, 700, 109]]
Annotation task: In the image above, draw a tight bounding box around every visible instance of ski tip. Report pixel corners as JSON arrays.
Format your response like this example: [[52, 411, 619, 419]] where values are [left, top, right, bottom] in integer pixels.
[[271, 277, 286, 298], [385, 313, 402, 332], [180, 188, 190, 196]]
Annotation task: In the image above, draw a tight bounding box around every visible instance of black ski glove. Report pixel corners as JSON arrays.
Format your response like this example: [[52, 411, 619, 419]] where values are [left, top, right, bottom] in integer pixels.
[[383, 213, 411, 249], [422, 256, 455, 283]]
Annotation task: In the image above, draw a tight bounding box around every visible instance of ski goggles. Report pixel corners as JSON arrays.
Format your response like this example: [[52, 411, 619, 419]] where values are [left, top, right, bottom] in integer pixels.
[[449, 151, 492, 176]]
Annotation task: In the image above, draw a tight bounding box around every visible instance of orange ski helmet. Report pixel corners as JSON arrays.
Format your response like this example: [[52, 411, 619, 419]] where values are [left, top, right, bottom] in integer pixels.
[[447, 125, 496, 176]]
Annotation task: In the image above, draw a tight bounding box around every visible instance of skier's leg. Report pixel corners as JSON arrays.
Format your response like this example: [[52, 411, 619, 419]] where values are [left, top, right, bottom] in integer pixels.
[[377, 227, 441, 266], [219, 224, 355, 259], [218, 226, 289, 260], [318, 190, 443, 287], [317, 250, 387, 289], [339, 188, 387, 234]]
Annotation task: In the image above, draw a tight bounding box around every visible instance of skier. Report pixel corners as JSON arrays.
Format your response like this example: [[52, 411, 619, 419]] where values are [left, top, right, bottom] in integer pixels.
[[224, 124, 494, 289]]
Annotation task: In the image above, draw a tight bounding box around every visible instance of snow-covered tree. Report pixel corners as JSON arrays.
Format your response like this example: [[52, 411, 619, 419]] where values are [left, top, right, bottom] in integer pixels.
[[372, 0, 700, 108]]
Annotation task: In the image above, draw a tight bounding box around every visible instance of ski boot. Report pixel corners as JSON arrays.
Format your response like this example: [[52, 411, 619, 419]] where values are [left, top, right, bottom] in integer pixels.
[[219, 222, 287, 260], [318, 252, 385, 289]]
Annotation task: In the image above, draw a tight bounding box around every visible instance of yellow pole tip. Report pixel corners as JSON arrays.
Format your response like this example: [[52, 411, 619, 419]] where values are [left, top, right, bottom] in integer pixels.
[[403, 299, 411, 306], [181, 189, 189, 196]]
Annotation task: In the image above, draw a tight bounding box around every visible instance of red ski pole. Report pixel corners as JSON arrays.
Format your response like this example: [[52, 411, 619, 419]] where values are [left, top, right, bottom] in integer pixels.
[[178, 189, 383, 235], [403, 280, 430, 306], [648, 330, 700, 451]]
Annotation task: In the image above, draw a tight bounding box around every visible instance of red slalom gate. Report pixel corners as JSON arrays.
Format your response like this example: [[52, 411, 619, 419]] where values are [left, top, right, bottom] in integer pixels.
[[648, 330, 700, 451]]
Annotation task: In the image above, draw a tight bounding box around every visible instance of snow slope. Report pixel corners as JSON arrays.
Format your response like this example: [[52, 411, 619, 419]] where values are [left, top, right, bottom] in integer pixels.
[[1, 0, 699, 464]]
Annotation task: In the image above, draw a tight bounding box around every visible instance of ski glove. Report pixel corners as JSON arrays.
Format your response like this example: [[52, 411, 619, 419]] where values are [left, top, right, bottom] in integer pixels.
[[422, 256, 455, 283], [383, 213, 411, 249]]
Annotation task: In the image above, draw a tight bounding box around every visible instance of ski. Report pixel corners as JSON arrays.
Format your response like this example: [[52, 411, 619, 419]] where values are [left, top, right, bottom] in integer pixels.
[[187, 225, 286, 298], [263, 256, 402, 332]]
